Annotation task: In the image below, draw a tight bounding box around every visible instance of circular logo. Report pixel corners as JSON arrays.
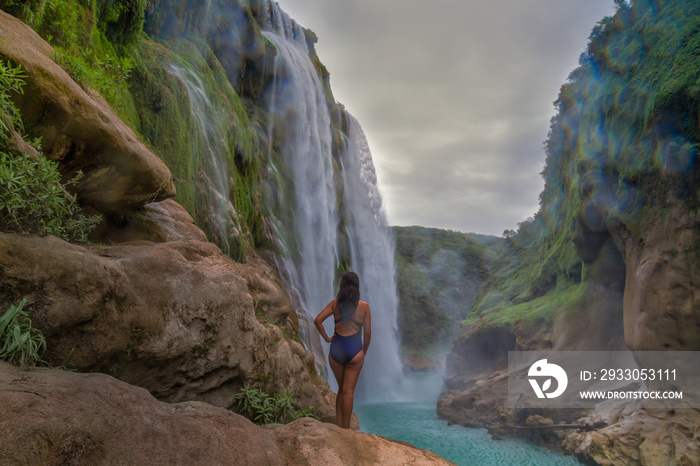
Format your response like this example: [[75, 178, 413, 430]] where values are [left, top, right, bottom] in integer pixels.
[[528, 359, 568, 399]]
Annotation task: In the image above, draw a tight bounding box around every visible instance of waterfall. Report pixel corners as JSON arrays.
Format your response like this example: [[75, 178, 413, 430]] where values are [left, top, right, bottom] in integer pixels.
[[340, 114, 405, 402], [261, 0, 405, 400], [262, 2, 340, 379]]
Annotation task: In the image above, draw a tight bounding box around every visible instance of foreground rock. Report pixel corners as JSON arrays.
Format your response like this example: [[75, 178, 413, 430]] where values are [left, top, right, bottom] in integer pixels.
[[0, 200, 336, 420], [0, 362, 453, 465], [0, 10, 175, 213]]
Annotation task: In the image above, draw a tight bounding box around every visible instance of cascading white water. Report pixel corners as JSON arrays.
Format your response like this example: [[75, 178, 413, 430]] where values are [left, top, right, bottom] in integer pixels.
[[262, 0, 405, 400], [169, 63, 240, 255], [262, 2, 340, 379], [340, 114, 405, 402]]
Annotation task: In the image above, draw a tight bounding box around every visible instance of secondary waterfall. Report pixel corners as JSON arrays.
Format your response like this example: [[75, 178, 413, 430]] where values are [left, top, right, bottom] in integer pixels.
[[168, 63, 240, 256], [340, 114, 405, 401], [262, 1, 405, 401]]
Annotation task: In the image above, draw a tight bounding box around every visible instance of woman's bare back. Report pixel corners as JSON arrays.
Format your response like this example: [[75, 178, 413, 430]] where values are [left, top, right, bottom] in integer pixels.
[[333, 299, 369, 336]]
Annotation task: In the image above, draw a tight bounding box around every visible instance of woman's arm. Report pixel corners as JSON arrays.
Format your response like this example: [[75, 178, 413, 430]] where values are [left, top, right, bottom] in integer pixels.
[[362, 303, 372, 355], [314, 300, 335, 343]]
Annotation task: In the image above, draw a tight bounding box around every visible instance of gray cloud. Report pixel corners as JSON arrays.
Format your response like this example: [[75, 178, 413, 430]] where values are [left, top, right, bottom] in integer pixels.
[[277, 0, 616, 235]]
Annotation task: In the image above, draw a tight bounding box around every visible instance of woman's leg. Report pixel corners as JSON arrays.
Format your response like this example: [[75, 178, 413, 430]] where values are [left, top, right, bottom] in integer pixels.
[[339, 349, 364, 428], [328, 352, 345, 427]]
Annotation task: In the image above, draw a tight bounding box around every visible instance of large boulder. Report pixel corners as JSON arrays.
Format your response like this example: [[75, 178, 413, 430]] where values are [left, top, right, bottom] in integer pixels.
[[89, 199, 209, 244], [0, 208, 335, 420], [0, 10, 175, 214], [0, 362, 454, 465]]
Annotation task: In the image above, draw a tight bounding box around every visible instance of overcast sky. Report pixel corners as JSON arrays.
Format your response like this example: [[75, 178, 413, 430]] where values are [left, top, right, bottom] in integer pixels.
[[277, 0, 617, 236]]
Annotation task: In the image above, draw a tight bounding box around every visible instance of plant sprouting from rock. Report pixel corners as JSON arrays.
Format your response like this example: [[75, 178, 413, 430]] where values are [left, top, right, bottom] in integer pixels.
[[0, 298, 46, 368], [234, 385, 318, 425]]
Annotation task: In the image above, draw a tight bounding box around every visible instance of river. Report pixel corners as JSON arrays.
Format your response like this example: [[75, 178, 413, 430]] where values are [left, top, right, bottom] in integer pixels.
[[354, 372, 582, 465]]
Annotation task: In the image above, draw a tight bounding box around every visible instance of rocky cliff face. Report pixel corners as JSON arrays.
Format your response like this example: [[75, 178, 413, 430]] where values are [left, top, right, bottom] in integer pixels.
[[0, 219, 334, 419], [437, 210, 700, 464], [617, 202, 700, 352], [438, 1, 700, 463], [0, 0, 337, 438]]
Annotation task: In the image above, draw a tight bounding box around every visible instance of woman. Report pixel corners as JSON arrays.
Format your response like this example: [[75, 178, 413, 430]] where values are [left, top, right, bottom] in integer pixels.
[[314, 272, 372, 428]]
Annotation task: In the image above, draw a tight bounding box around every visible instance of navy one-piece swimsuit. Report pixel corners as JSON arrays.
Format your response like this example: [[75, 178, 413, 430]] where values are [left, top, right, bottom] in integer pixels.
[[329, 314, 363, 365]]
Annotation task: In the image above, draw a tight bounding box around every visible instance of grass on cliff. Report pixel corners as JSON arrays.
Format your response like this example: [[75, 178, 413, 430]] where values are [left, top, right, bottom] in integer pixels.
[[0, 0, 145, 128], [128, 37, 267, 261], [0, 151, 101, 242], [1, 1, 271, 262]]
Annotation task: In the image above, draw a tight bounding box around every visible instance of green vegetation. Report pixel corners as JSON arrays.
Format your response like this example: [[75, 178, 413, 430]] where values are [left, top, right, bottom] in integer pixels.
[[0, 59, 25, 139], [0, 0, 272, 262], [0, 60, 100, 242], [0, 0, 144, 127], [0, 152, 101, 242], [233, 385, 318, 425], [393, 226, 501, 354], [126, 37, 268, 261], [0, 299, 47, 368], [468, 0, 700, 327]]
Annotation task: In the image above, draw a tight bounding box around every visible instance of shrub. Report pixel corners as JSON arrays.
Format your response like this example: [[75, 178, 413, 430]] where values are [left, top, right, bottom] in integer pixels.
[[0, 59, 25, 140], [0, 299, 46, 368], [234, 385, 318, 425], [0, 59, 101, 242], [0, 151, 101, 242]]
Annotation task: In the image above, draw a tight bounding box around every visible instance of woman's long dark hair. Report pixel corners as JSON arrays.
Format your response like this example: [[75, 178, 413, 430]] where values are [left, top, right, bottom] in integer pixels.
[[336, 272, 360, 321]]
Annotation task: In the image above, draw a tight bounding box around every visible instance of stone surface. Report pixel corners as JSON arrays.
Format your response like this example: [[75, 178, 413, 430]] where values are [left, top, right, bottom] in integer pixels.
[[267, 417, 454, 466], [90, 199, 209, 244], [615, 205, 700, 351], [443, 325, 516, 391], [0, 227, 336, 421], [0, 10, 175, 214], [0, 362, 453, 465], [564, 407, 700, 465]]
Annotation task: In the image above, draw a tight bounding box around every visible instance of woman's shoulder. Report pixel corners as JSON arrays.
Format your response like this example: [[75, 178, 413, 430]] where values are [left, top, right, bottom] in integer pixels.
[[358, 300, 370, 310]]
